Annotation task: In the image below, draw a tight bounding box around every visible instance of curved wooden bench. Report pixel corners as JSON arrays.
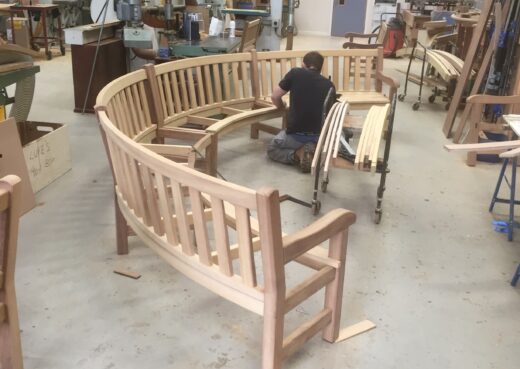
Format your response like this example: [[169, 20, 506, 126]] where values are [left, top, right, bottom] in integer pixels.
[[0, 175, 24, 369], [95, 51, 368, 369]]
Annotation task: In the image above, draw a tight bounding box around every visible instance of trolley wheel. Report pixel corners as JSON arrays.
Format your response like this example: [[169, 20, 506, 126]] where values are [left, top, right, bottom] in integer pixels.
[[412, 102, 420, 111], [311, 200, 321, 215], [398, 94, 405, 102], [445, 102, 450, 111], [46, 51, 52, 60], [374, 210, 382, 224], [60, 46, 66, 56], [321, 179, 328, 193], [31, 43, 40, 52], [428, 95, 436, 103]]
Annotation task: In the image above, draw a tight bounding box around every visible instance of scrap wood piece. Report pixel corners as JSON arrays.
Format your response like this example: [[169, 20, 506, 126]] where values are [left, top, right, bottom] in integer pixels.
[[113, 268, 141, 279], [336, 320, 376, 343]]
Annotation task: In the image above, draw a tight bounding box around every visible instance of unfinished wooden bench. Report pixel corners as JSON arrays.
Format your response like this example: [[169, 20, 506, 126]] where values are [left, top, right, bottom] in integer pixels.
[[0, 175, 24, 369], [310, 101, 393, 223], [95, 50, 374, 369]]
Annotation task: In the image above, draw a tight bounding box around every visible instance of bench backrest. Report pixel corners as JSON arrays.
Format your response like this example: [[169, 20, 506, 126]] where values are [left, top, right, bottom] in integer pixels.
[[253, 48, 384, 100], [0, 175, 23, 369], [96, 69, 156, 141], [98, 111, 283, 314], [151, 53, 256, 127]]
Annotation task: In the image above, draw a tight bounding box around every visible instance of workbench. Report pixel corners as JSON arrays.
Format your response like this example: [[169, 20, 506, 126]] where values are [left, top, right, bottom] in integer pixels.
[[9, 4, 65, 60], [168, 36, 241, 58]]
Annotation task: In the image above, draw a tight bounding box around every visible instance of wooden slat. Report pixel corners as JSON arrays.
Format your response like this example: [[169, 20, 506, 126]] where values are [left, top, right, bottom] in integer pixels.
[[343, 56, 351, 91], [140, 166, 164, 235], [189, 188, 212, 265], [282, 309, 332, 359], [131, 84, 146, 131], [232, 62, 241, 99], [280, 58, 287, 78], [222, 63, 231, 101], [186, 115, 219, 126], [123, 88, 139, 135], [178, 69, 190, 111], [187, 68, 198, 109], [270, 59, 277, 94], [284, 266, 335, 313], [171, 180, 195, 255], [354, 57, 361, 91], [211, 196, 233, 276], [162, 73, 175, 115], [364, 56, 373, 91], [196, 66, 206, 106], [155, 76, 169, 120], [127, 155, 149, 221], [170, 71, 183, 114], [261, 60, 268, 97], [213, 63, 223, 102], [332, 56, 339, 87], [322, 56, 329, 78], [203, 65, 214, 104], [155, 174, 179, 245], [235, 205, 257, 287], [241, 61, 250, 98]]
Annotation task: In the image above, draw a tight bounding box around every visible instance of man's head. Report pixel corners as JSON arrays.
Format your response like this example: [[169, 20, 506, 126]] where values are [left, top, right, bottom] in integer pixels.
[[303, 51, 324, 72]]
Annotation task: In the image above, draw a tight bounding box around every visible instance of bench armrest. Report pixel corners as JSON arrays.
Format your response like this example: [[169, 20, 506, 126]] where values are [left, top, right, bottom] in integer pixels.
[[344, 32, 377, 42], [282, 209, 356, 264], [343, 42, 382, 49], [376, 71, 400, 90]]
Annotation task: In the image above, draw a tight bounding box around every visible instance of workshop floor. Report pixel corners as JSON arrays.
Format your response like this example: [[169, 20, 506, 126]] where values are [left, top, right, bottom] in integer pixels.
[[15, 35, 519, 369]]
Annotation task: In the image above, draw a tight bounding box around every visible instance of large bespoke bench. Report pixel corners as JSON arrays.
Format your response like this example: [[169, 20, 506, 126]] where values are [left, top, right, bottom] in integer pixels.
[[95, 49, 402, 369], [0, 175, 24, 369]]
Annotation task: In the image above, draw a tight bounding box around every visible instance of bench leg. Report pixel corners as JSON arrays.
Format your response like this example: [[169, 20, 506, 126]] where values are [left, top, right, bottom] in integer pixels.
[[251, 123, 260, 139], [0, 288, 24, 369], [115, 195, 129, 255], [322, 230, 348, 342], [262, 297, 284, 369]]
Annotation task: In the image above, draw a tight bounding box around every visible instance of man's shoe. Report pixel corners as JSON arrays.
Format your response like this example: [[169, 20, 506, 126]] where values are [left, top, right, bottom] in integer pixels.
[[299, 142, 316, 173]]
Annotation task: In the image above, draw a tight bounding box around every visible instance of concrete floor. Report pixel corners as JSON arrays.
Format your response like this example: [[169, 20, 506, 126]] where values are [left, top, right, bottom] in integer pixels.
[[14, 35, 520, 369]]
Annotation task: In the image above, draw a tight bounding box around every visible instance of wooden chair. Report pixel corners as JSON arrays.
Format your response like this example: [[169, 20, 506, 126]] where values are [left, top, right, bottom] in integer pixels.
[[0, 175, 24, 369], [239, 18, 261, 52], [343, 22, 388, 50]]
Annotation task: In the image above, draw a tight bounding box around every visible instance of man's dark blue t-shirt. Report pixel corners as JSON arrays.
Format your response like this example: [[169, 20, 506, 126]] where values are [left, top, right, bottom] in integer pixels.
[[279, 67, 335, 135]]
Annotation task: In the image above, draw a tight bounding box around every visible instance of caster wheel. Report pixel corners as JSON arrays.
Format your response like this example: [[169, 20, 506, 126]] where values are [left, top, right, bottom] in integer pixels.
[[321, 179, 328, 193], [374, 210, 382, 224], [312, 201, 321, 215], [412, 102, 420, 111], [31, 43, 40, 52], [445, 102, 450, 110], [46, 51, 52, 60], [428, 95, 436, 103], [398, 94, 405, 102], [60, 46, 66, 56]]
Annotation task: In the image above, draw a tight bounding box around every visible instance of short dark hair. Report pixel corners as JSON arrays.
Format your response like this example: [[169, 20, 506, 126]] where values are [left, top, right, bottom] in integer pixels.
[[303, 51, 324, 72]]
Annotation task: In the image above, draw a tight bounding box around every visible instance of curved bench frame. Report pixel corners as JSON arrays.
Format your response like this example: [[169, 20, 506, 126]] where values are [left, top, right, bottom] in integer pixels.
[[95, 48, 399, 368]]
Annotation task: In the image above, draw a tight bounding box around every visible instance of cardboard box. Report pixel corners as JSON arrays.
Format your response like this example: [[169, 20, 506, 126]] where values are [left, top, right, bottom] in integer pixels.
[[18, 122, 72, 193]]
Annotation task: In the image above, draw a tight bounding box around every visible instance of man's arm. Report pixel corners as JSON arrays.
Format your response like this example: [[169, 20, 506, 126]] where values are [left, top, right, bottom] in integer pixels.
[[271, 86, 288, 110]]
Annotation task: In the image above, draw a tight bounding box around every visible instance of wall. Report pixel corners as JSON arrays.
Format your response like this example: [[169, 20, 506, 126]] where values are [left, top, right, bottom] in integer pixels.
[[295, 0, 334, 36]]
